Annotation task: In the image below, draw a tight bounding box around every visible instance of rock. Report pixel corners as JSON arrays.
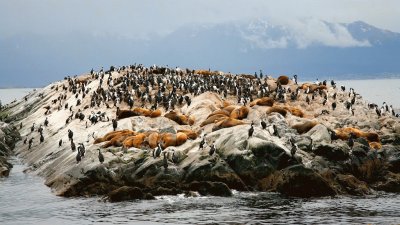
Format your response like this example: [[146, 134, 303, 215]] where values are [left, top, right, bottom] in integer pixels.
[[381, 134, 400, 145], [306, 124, 331, 144], [248, 138, 286, 158], [394, 125, 400, 135], [313, 143, 349, 161], [107, 186, 145, 202], [336, 174, 371, 196], [270, 165, 336, 197], [151, 186, 181, 196], [188, 181, 232, 197], [374, 173, 400, 193], [294, 135, 313, 151]]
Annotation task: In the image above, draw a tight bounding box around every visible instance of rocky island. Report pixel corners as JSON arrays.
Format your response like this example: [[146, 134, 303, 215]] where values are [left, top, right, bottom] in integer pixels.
[[1, 65, 400, 202]]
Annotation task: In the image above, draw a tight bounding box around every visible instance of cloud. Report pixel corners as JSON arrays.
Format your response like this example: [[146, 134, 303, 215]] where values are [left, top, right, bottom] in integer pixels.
[[240, 18, 371, 49]]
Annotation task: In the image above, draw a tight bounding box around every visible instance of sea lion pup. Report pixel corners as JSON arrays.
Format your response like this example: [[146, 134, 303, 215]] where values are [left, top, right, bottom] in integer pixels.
[[283, 106, 304, 118], [94, 129, 135, 144], [102, 132, 137, 148], [249, 97, 274, 107], [276, 75, 289, 85], [291, 120, 318, 134], [200, 114, 229, 127], [122, 133, 147, 148], [230, 106, 249, 120], [266, 106, 287, 117], [335, 127, 380, 143], [164, 111, 195, 125], [212, 118, 246, 132], [177, 129, 199, 140]]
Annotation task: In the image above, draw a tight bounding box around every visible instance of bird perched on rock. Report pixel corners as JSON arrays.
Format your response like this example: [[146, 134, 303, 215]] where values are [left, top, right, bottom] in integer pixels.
[[40, 134, 44, 143], [155, 143, 162, 158], [28, 138, 34, 149], [290, 138, 298, 158], [59, 139, 62, 147], [348, 133, 355, 149], [171, 150, 179, 164], [199, 134, 206, 150], [248, 122, 254, 138], [328, 130, 337, 143], [44, 117, 49, 127], [98, 149, 104, 164], [71, 140, 76, 152], [31, 123, 35, 133], [76, 150, 81, 164], [78, 143, 85, 157], [163, 151, 168, 170], [68, 129, 73, 141], [112, 119, 118, 131], [209, 143, 216, 156], [260, 120, 267, 129], [332, 102, 337, 111]]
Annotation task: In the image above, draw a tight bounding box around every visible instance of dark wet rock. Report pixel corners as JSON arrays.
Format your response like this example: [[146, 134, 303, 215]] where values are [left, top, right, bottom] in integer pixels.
[[187, 181, 232, 197], [151, 186, 181, 196], [313, 143, 349, 161], [381, 134, 400, 145], [266, 165, 336, 197], [107, 186, 146, 202], [184, 156, 247, 191], [374, 173, 400, 193], [336, 174, 371, 196], [294, 135, 313, 152], [0, 123, 20, 177]]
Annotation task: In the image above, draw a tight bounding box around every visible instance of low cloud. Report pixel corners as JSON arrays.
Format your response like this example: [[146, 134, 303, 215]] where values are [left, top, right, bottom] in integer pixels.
[[241, 18, 371, 49]]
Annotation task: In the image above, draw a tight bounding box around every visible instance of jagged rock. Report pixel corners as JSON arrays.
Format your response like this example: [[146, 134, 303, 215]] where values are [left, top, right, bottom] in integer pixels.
[[381, 134, 400, 145], [107, 186, 146, 202], [374, 173, 400, 193], [188, 181, 232, 197], [336, 174, 371, 196], [306, 124, 331, 144], [269, 165, 336, 197], [313, 143, 349, 161]]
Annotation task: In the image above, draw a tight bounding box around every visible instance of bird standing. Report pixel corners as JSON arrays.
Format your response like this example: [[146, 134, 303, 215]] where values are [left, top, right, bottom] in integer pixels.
[[209, 143, 216, 156], [98, 149, 104, 164], [248, 122, 254, 139], [112, 119, 118, 131]]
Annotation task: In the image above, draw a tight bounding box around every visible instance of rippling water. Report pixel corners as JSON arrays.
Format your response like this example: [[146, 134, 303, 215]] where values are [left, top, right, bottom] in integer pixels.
[[1, 158, 400, 225]]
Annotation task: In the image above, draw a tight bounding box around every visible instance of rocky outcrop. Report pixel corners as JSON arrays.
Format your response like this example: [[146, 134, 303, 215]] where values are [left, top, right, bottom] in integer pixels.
[[3, 66, 400, 201]]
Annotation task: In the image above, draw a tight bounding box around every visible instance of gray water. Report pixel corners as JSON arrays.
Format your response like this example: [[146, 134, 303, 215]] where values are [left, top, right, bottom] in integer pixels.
[[1, 157, 400, 225], [0, 88, 36, 105]]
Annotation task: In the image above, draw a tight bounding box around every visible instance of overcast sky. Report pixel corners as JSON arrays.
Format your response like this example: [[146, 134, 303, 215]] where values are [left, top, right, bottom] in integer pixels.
[[1, 0, 399, 38]]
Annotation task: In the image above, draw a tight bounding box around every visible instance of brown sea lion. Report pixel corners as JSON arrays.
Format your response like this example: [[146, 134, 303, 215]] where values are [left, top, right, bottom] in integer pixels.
[[200, 114, 229, 127], [266, 106, 287, 117], [122, 133, 147, 148], [276, 75, 289, 85], [335, 127, 379, 143], [212, 118, 246, 132], [207, 109, 231, 118], [230, 106, 249, 120], [291, 120, 318, 134], [284, 106, 304, 118], [94, 130, 135, 144], [150, 109, 162, 118], [177, 129, 199, 140], [249, 97, 274, 107]]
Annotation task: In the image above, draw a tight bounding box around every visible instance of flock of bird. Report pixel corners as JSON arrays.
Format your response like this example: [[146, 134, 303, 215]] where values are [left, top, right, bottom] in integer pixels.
[[19, 63, 398, 166]]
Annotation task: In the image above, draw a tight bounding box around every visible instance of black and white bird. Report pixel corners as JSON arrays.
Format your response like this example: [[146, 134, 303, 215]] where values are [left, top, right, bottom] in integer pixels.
[[68, 129, 73, 141], [155, 143, 162, 158], [163, 151, 168, 170], [44, 117, 49, 127], [199, 134, 206, 150], [71, 140, 76, 152], [40, 134, 44, 143], [76, 150, 81, 164], [59, 139, 62, 147], [348, 133, 355, 149], [28, 138, 34, 149], [290, 140, 298, 158], [248, 122, 254, 138], [78, 143, 85, 157], [209, 143, 216, 156], [332, 102, 337, 111]]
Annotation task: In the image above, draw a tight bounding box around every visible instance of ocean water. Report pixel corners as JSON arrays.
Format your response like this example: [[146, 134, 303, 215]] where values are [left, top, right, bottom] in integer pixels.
[[1, 80, 400, 224], [1, 158, 400, 225]]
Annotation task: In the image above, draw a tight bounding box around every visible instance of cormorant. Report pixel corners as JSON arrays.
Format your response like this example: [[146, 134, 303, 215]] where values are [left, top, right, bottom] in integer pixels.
[[59, 139, 62, 147], [68, 129, 73, 141], [155, 143, 162, 158], [163, 151, 168, 170], [348, 133, 355, 149], [248, 122, 254, 138], [209, 143, 216, 156], [40, 134, 44, 143], [261, 120, 267, 129], [98, 149, 104, 164], [112, 119, 118, 131], [199, 134, 206, 150]]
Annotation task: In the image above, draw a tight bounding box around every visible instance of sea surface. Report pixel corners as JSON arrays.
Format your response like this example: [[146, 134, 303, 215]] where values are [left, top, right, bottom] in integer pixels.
[[1, 79, 400, 224]]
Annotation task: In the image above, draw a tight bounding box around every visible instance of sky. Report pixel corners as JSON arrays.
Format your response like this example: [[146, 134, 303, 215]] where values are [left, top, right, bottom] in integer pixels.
[[1, 0, 400, 87]]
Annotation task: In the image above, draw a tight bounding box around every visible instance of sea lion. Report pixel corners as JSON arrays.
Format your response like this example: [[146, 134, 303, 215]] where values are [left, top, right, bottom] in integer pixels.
[[335, 127, 379, 143], [164, 111, 194, 125], [150, 109, 162, 118], [207, 109, 231, 118], [249, 97, 274, 107], [94, 129, 135, 144], [200, 114, 229, 127], [284, 106, 304, 118], [276, 75, 289, 85], [291, 120, 318, 134], [212, 118, 246, 132], [177, 129, 199, 140], [147, 132, 160, 148], [122, 133, 147, 148], [230, 106, 249, 120]]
